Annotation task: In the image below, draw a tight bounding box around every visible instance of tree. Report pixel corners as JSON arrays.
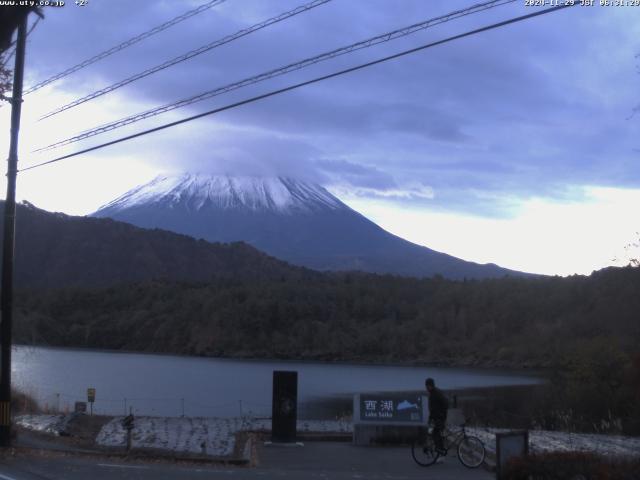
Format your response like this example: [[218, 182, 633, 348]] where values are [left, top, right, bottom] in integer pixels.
[[627, 233, 639, 267], [612, 232, 639, 268]]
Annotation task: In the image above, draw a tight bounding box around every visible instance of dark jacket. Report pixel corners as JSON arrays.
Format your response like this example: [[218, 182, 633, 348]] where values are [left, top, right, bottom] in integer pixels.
[[428, 387, 449, 421]]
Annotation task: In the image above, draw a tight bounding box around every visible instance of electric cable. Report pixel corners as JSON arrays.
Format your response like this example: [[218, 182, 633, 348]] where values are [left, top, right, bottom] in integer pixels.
[[39, 0, 333, 120], [34, 0, 517, 151], [0, 17, 40, 104], [23, 0, 226, 95], [1, 47, 17, 70], [20, 3, 577, 173], [2, 17, 40, 69]]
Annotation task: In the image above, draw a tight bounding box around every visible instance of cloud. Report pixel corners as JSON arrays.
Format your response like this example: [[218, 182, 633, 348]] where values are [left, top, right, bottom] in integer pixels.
[[13, 0, 640, 227], [6, 0, 638, 275], [316, 158, 434, 201], [332, 183, 435, 201], [344, 186, 640, 276], [315, 158, 396, 189], [106, 120, 329, 183]]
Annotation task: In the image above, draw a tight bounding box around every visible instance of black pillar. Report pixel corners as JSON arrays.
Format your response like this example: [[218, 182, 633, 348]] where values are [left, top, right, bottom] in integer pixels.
[[0, 15, 28, 448], [271, 370, 297, 443]]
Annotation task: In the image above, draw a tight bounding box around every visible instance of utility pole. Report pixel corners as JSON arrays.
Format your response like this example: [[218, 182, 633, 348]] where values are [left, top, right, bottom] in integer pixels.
[[0, 16, 28, 448]]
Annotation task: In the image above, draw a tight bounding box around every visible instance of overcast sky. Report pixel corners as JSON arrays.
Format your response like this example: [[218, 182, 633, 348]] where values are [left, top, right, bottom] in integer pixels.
[[1, 0, 639, 276]]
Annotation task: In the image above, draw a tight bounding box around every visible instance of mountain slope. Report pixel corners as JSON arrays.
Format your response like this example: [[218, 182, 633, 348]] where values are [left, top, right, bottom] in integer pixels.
[[93, 173, 526, 280], [1, 201, 312, 289]]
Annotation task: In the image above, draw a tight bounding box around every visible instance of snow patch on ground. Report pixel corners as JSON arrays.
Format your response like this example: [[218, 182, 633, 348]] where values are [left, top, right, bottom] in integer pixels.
[[95, 417, 352, 457], [15, 414, 66, 435], [17, 414, 638, 460], [96, 416, 254, 457], [467, 427, 640, 458]]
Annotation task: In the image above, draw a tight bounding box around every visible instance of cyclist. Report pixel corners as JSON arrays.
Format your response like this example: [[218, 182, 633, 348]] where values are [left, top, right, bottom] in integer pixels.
[[425, 377, 448, 455]]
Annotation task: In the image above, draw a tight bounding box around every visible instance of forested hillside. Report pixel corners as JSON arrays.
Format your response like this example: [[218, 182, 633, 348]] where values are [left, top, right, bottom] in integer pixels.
[[2, 201, 314, 288], [15, 266, 639, 368]]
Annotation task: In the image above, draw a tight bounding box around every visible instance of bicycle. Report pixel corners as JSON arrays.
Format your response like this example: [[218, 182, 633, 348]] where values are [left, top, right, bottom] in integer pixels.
[[411, 421, 486, 468]]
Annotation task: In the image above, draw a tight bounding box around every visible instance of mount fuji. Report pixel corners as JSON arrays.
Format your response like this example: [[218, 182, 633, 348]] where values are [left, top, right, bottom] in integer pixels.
[[92, 173, 525, 279]]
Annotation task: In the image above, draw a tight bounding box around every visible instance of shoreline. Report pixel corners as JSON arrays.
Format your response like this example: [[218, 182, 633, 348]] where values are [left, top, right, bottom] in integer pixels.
[[12, 343, 549, 373]]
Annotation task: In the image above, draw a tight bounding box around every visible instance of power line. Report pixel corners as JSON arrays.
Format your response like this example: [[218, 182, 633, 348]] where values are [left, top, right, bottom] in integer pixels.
[[23, 0, 226, 95], [39, 0, 333, 120], [34, 0, 517, 152], [0, 17, 40, 105], [25, 16, 41, 38], [1, 17, 40, 70], [0, 48, 16, 70], [21, 3, 577, 173]]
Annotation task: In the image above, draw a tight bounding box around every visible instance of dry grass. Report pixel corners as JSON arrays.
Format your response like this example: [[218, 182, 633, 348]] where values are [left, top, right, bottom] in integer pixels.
[[12, 388, 39, 414]]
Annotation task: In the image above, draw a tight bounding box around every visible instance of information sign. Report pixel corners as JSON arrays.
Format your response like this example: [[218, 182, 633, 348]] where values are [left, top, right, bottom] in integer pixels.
[[358, 394, 424, 423]]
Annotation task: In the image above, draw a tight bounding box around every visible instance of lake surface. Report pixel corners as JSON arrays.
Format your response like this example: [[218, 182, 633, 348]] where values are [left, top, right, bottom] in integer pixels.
[[12, 346, 538, 418]]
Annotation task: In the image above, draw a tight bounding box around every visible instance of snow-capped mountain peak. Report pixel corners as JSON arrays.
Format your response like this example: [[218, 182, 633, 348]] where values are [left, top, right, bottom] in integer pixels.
[[92, 172, 525, 280], [97, 174, 346, 214]]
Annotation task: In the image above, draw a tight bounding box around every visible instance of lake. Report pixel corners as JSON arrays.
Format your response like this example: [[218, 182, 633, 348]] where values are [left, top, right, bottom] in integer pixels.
[[12, 346, 538, 418]]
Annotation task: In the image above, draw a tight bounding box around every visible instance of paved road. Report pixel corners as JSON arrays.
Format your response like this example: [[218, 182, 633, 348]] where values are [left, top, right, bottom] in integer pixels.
[[0, 442, 494, 479], [255, 441, 493, 479]]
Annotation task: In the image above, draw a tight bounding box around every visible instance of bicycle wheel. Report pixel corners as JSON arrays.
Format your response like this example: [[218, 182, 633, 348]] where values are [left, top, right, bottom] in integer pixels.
[[411, 435, 440, 467], [457, 435, 485, 468]]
